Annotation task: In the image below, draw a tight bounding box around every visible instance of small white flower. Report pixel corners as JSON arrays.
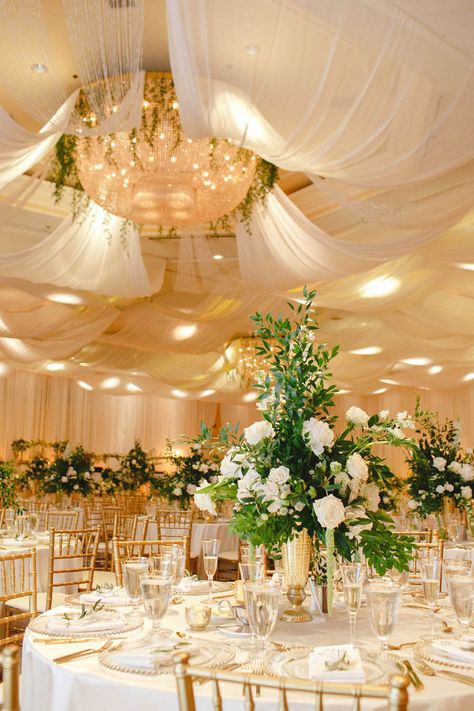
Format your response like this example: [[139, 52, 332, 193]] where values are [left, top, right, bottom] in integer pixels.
[[200, 464, 209, 473], [73, 484, 79, 490], [407, 500, 418, 509], [192, 443, 201, 451], [173, 487, 183, 496], [186, 484, 197, 495], [435, 484, 445, 494], [313, 494, 345, 529], [330, 461, 342, 474], [244, 420, 275, 445], [346, 406, 369, 427], [461, 486, 472, 500], [61, 476, 68, 483], [433, 457, 446, 472], [389, 426, 404, 438], [294, 501, 305, 512], [302, 418, 334, 456], [444, 483, 454, 492], [131, 459, 137, 465], [346, 453, 369, 482], [268, 465, 290, 485], [194, 490, 217, 516], [379, 409, 389, 420]]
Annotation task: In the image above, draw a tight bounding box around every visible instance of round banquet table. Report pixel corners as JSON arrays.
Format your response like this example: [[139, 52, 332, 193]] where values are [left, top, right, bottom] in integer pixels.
[[21, 592, 474, 711]]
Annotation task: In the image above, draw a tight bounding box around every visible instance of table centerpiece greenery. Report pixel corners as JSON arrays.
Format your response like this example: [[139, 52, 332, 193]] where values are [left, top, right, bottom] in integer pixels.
[[41, 443, 95, 497]]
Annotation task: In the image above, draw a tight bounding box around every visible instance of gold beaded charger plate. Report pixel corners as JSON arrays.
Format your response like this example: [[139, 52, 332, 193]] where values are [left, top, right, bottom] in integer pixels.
[[99, 637, 235, 676], [414, 637, 474, 672], [65, 592, 133, 609], [266, 648, 400, 684], [29, 610, 143, 638], [176, 580, 234, 596]]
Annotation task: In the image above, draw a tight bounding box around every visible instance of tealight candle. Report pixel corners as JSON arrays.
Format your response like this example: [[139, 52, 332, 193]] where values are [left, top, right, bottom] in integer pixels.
[[185, 604, 211, 631]]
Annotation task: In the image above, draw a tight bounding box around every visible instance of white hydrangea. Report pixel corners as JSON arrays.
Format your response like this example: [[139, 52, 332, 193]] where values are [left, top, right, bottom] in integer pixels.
[[433, 457, 446, 472], [244, 420, 275, 445], [346, 406, 369, 427], [302, 417, 334, 456]]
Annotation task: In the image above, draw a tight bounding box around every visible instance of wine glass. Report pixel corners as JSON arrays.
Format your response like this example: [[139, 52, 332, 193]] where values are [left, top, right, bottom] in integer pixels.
[[4, 509, 15, 535], [244, 579, 281, 658], [366, 582, 401, 653], [150, 554, 174, 577], [341, 562, 365, 648], [443, 559, 472, 578], [202, 538, 220, 602], [420, 558, 441, 636], [139, 572, 173, 644], [122, 557, 149, 620], [161, 545, 186, 588], [447, 575, 474, 642], [16, 514, 31, 540]]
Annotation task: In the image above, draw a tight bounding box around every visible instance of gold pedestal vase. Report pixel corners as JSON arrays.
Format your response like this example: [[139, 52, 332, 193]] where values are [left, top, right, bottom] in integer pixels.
[[280, 529, 312, 623]]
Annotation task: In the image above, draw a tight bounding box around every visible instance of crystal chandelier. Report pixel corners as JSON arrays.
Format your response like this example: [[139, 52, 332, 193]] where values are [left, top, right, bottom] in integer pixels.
[[74, 73, 257, 226], [236, 336, 274, 389]]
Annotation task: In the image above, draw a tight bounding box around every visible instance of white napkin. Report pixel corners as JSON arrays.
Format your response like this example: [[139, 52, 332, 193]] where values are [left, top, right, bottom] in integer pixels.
[[176, 578, 207, 594], [431, 639, 474, 665], [46, 611, 126, 634], [112, 639, 196, 672], [80, 587, 131, 606], [308, 645, 366, 682]]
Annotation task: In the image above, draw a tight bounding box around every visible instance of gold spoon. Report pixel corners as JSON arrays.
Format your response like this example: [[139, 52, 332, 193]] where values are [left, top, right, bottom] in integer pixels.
[[388, 641, 416, 650], [441, 619, 454, 633]]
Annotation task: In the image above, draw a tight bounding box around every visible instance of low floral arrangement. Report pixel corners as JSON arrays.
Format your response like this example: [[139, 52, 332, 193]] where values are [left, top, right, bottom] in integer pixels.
[[118, 440, 156, 491], [406, 400, 473, 518], [41, 443, 95, 497], [155, 441, 221, 509], [0, 460, 20, 511], [15, 455, 50, 493], [194, 290, 415, 607]]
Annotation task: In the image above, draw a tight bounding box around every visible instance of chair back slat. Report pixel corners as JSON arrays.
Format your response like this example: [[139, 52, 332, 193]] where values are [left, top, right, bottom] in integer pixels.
[[0, 549, 37, 646], [47, 528, 100, 609]]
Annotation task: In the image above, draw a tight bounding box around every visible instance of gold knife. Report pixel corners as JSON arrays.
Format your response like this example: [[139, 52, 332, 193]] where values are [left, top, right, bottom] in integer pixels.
[[433, 669, 474, 687], [402, 659, 425, 691]]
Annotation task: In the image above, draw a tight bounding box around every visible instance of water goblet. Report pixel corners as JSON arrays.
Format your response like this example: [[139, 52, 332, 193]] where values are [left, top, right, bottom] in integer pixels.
[[244, 579, 281, 659], [240, 544, 265, 565], [202, 538, 220, 602], [139, 572, 173, 644], [447, 575, 474, 642], [420, 558, 441, 636], [4, 509, 15, 535], [150, 554, 174, 577], [366, 582, 401, 654], [16, 514, 31, 540], [341, 562, 365, 648], [122, 557, 149, 620], [443, 559, 472, 577]]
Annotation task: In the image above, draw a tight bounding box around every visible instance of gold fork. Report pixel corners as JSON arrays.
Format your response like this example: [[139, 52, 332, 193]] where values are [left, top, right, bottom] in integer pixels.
[[416, 658, 474, 687], [54, 639, 114, 664]]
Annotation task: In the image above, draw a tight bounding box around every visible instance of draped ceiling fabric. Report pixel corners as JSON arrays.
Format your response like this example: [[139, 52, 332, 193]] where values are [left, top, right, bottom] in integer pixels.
[[0, 0, 472, 413]]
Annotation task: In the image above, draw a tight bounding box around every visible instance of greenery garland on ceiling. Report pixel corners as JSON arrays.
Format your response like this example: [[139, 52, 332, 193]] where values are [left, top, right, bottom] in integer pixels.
[[50, 74, 279, 235]]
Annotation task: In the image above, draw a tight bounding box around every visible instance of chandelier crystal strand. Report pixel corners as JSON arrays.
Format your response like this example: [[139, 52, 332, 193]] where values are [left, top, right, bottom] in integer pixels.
[[75, 74, 257, 226], [237, 336, 274, 390]]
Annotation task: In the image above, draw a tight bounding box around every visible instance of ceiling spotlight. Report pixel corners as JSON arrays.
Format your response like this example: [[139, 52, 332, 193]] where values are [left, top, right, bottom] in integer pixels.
[[380, 378, 399, 385], [47, 292, 83, 305], [455, 263, 474, 271], [101, 376, 120, 389], [401, 357, 431, 366], [46, 362, 65, 372], [200, 389, 215, 398], [428, 365, 442, 375], [242, 391, 258, 402], [173, 324, 197, 341], [463, 372, 474, 382], [245, 45, 260, 56], [359, 275, 400, 299], [372, 387, 388, 394], [79, 362, 89, 367], [31, 63, 48, 73], [212, 254, 224, 261], [77, 380, 93, 391], [126, 383, 142, 393], [349, 346, 382, 355], [171, 389, 187, 398]]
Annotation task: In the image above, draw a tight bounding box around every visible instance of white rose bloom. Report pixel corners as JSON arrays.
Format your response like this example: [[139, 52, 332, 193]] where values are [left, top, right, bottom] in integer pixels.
[[173, 487, 183, 496], [61, 476, 68, 483], [200, 464, 209, 473], [444, 483, 454, 492], [460, 463, 474, 482], [461, 486, 472, 500], [194, 490, 217, 516], [435, 484, 445, 493], [302, 418, 334, 456], [192, 443, 201, 451], [407, 500, 418, 509], [448, 461, 462, 474], [348, 477, 362, 504], [344, 505, 373, 539], [257, 480, 280, 502], [334, 471, 350, 491], [346, 453, 369, 482], [244, 420, 275, 445], [267, 501, 280, 514], [73, 484, 79, 490], [237, 467, 261, 502], [220, 449, 248, 479], [313, 494, 345, 529], [433, 457, 446, 472], [186, 484, 197, 495], [360, 482, 380, 511], [268, 465, 290, 485], [85, 472, 91, 479], [379, 409, 389, 420], [346, 406, 369, 427]]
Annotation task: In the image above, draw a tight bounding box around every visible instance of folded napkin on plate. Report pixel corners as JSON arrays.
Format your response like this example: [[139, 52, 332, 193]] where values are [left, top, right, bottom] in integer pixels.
[[79, 587, 131, 606], [431, 639, 474, 665], [112, 639, 196, 672], [308, 645, 366, 682], [176, 578, 207, 593], [46, 611, 126, 634]]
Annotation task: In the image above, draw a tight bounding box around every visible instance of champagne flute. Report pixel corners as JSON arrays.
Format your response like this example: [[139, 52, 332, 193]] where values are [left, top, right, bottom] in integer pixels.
[[244, 579, 281, 658], [366, 582, 401, 653], [122, 557, 149, 620], [420, 558, 441, 636], [202, 538, 220, 602], [238, 560, 266, 651], [447, 575, 474, 642], [161, 545, 186, 588], [139, 572, 172, 644], [341, 562, 365, 648]]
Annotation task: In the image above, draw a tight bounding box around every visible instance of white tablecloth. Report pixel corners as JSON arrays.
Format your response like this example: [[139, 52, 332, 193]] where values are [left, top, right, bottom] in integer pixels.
[[21, 593, 474, 711], [0, 538, 82, 594]]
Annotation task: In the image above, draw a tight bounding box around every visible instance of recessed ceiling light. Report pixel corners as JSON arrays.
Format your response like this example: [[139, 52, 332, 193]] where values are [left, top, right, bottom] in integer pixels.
[[463, 372, 474, 382], [212, 254, 224, 261], [455, 263, 474, 271], [47, 292, 83, 305], [46, 362, 65, 372], [126, 383, 142, 393], [349, 346, 382, 355], [200, 389, 215, 398], [79, 362, 89, 367], [101, 376, 120, 389], [173, 324, 197, 341], [0, 363, 8, 376], [242, 391, 258, 402], [428, 365, 442, 375], [171, 389, 187, 398], [380, 378, 399, 385], [77, 380, 93, 391], [245, 45, 260, 56], [401, 357, 431, 366], [359, 276, 400, 299], [31, 63, 48, 74], [335, 389, 351, 395], [372, 387, 388, 394]]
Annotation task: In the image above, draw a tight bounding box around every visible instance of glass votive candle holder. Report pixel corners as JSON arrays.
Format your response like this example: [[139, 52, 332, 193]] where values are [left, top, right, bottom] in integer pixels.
[[185, 604, 211, 631]]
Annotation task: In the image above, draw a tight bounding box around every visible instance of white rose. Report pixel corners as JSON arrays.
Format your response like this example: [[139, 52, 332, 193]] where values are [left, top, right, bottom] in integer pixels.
[[444, 483, 454, 492], [448, 461, 462, 475], [194, 490, 217, 516], [461, 486, 472, 500], [379, 409, 389, 420], [173, 487, 182, 496], [220, 448, 249, 479], [389, 426, 404, 438], [268, 466, 290, 485], [200, 464, 209, 473], [460, 463, 474, 482], [360, 482, 380, 511], [237, 467, 261, 502], [344, 506, 373, 539], [313, 494, 345, 529], [433, 457, 446, 472], [257, 480, 279, 502], [61, 476, 68, 483], [407, 500, 418, 509], [192, 443, 201, 451], [73, 484, 79, 490], [435, 484, 445, 493], [84, 472, 91, 479], [346, 406, 369, 427], [267, 501, 280, 514], [346, 453, 369, 482], [302, 418, 334, 456], [186, 484, 197, 495], [244, 420, 275, 445], [334, 471, 350, 491]]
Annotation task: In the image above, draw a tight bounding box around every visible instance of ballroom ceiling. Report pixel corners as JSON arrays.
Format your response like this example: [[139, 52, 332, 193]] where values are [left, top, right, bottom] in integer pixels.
[[0, 0, 473, 403]]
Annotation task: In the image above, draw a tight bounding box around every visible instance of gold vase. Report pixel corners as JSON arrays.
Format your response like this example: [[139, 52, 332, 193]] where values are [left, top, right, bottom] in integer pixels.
[[280, 529, 312, 623]]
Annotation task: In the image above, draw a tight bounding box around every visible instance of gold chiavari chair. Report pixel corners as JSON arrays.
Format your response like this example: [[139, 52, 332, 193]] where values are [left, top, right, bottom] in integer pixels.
[[44, 527, 100, 610], [45, 510, 80, 531], [0, 549, 37, 647], [156, 510, 193, 569], [109, 514, 140, 572], [116, 493, 148, 515], [174, 653, 410, 711], [101, 506, 121, 570], [113, 537, 188, 587], [397, 530, 433, 543], [1, 645, 21, 711]]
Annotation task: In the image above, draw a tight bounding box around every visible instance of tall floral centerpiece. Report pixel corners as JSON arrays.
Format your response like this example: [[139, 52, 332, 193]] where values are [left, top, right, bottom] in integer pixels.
[[406, 400, 474, 520], [119, 440, 155, 492], [41, 444, 95, 499], [194, 290, 415, 617], [155, 441, 221, 510]]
